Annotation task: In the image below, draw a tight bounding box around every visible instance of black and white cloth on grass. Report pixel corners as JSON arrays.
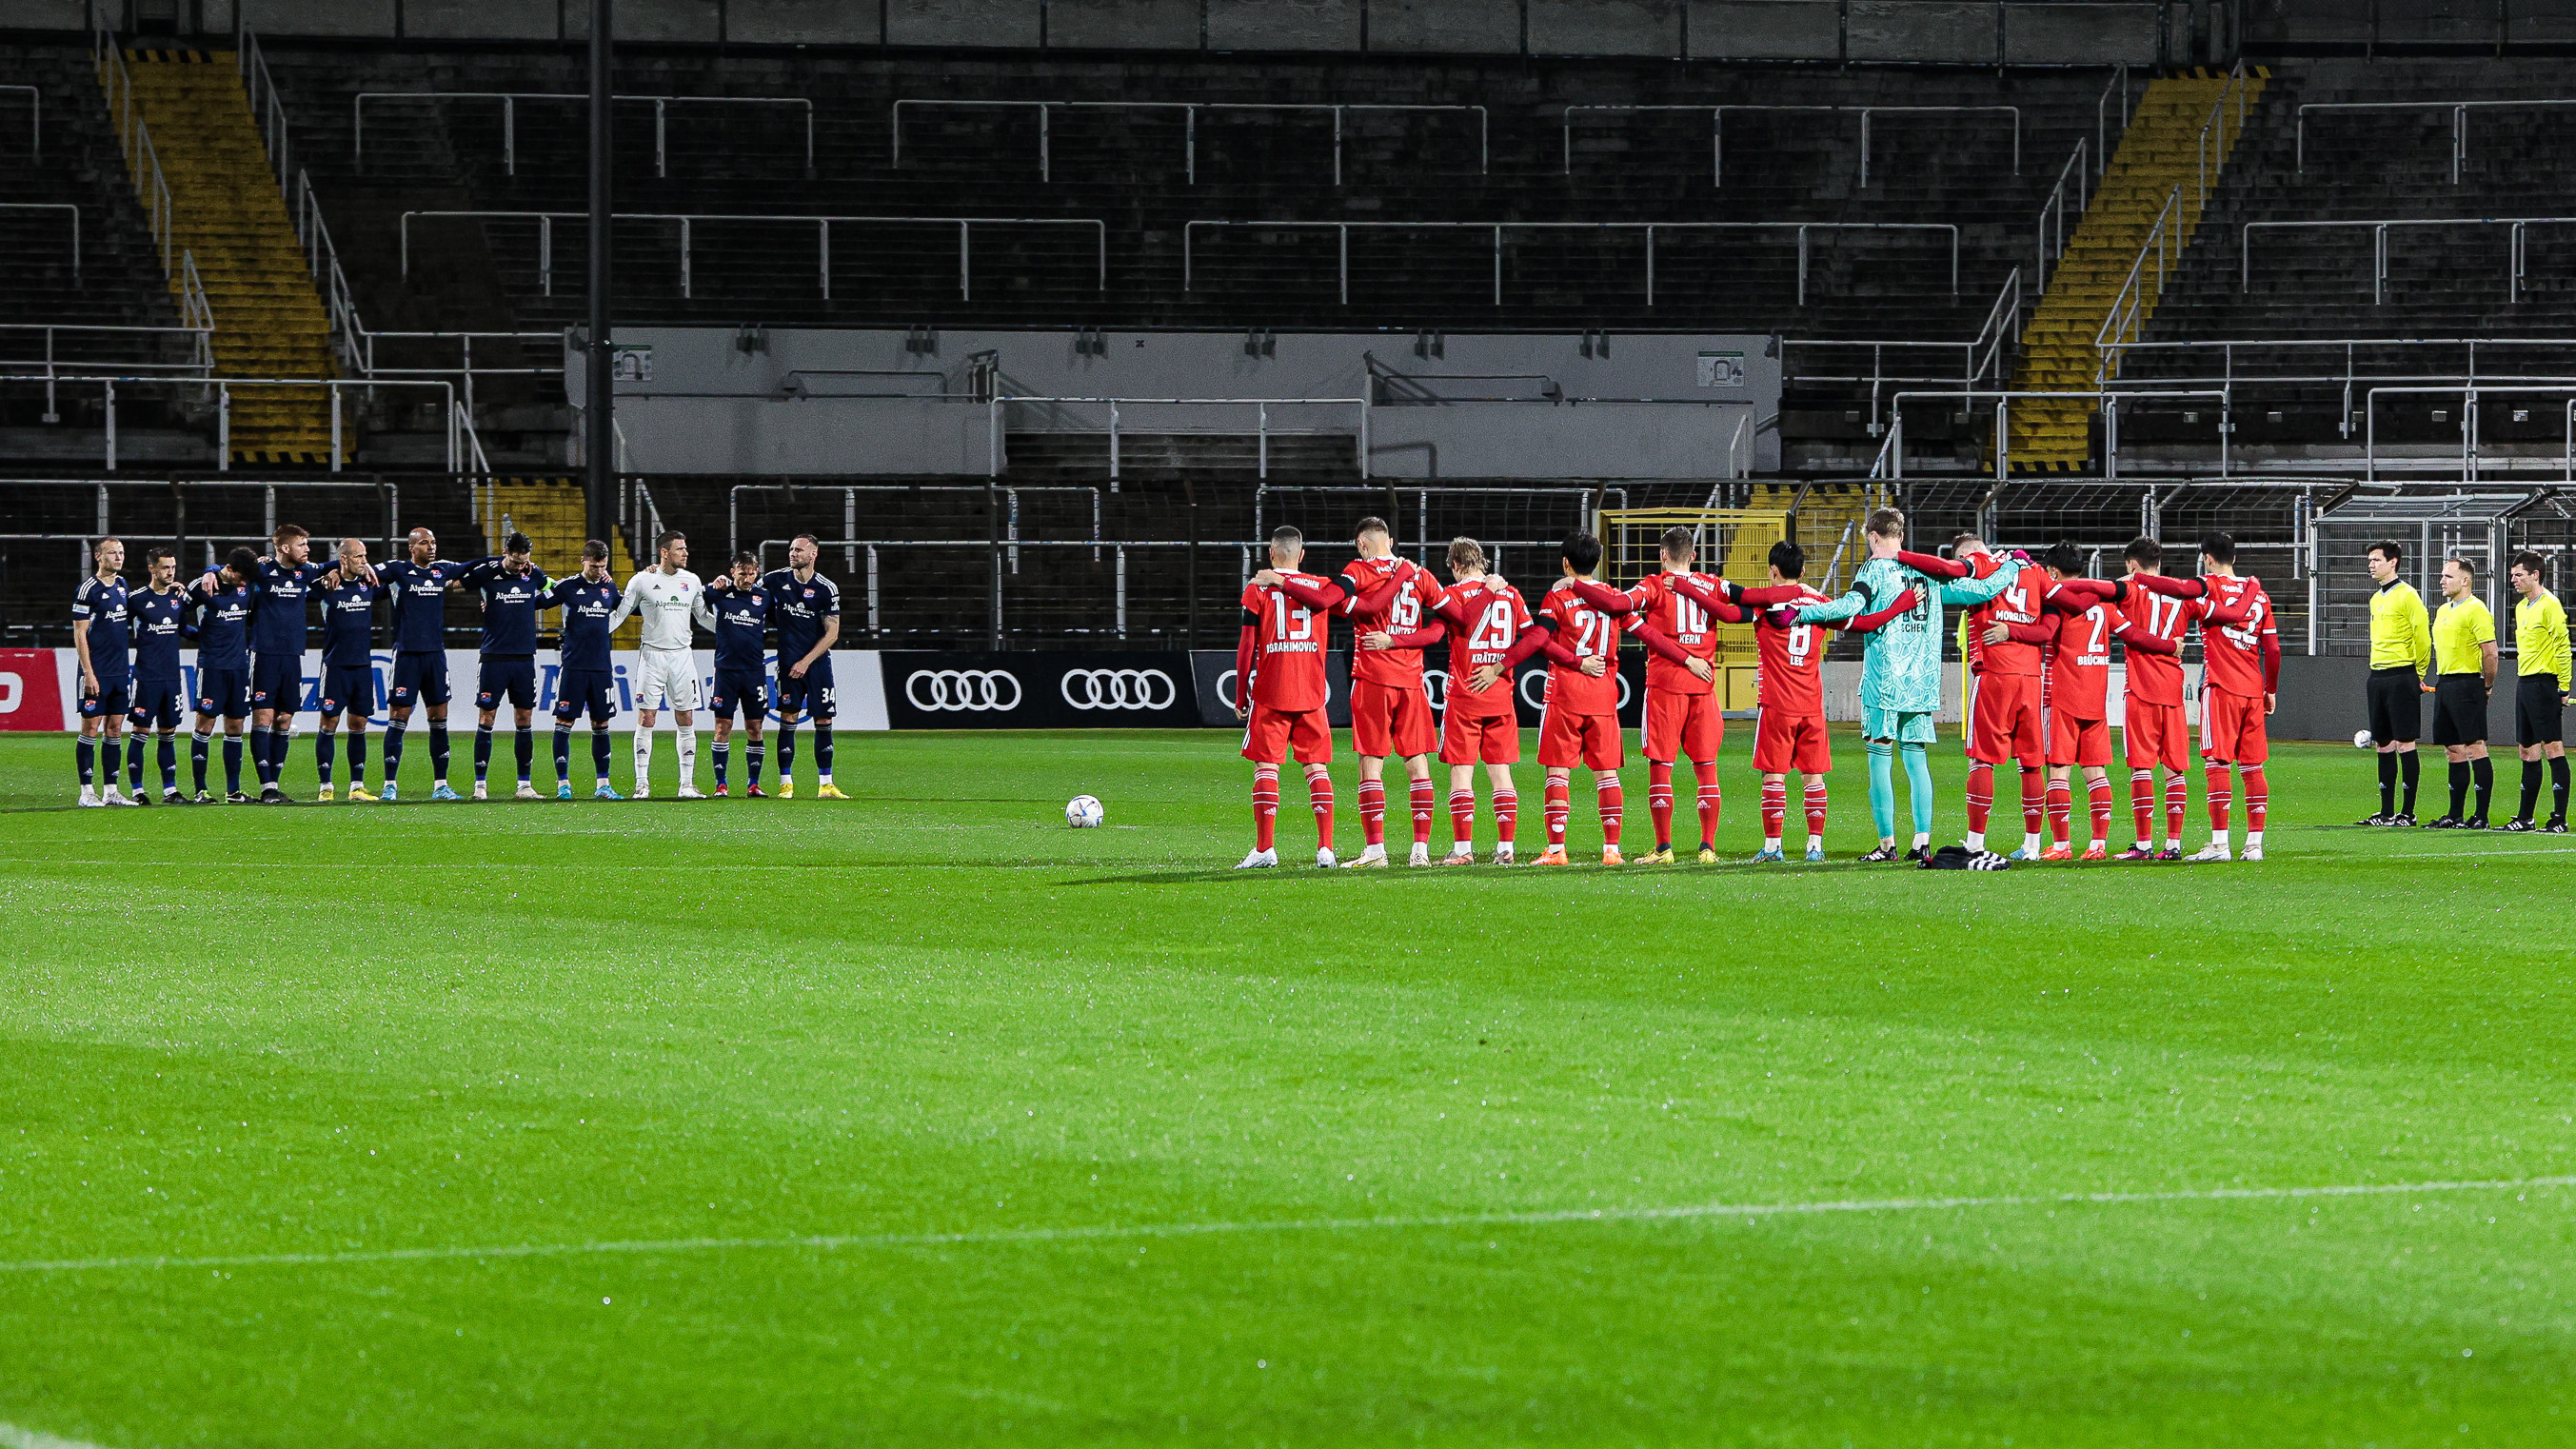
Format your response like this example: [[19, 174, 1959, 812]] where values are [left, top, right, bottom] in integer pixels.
[[1921, 844, 2013, 870]]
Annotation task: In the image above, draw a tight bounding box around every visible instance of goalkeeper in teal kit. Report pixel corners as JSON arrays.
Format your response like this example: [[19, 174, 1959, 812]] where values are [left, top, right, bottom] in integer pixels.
[[1784, 508, 2015, 862]]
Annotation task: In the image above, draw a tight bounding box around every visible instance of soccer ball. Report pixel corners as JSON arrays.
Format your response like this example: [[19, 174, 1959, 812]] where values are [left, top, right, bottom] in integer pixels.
[[2353, 729, 2374, 748], [1065, 794, 1104, 828]]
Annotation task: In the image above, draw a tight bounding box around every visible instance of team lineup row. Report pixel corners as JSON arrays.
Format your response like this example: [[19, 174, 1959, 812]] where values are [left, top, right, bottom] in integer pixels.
[[1231, 508, 2289, 870], [65, 526, 851, 805]]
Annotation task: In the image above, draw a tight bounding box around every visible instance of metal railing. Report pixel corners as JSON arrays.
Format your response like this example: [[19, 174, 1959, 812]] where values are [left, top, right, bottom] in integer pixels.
[[401, 209, 1108, 301], [1874, 387, 2232, 481], [891, 99, 1487, 184], [354, 90, 815, 177], [1, 84, 35, 156], [0, 320, 218, 422], [2361, 386, 2576, 485], [2094, 186, 2184, 384], [1559, 104, 2018, 188], [730, 482, 1108, 577], [237, 26, 293, 187], [0, 202, 79, 279], [2035, 137, 2086, 289], [0, 373, 485, 473], [2101, 336, 2576, 436], [986, 395, 1372, 481], [1182, 219, 1960, 307], [90, 21, 175, 279], [2096, 63, 2133, 176], [2242, 216, 2576, 305], [1782, 268, 2025, 427], [2296, 98, 2576, 185]]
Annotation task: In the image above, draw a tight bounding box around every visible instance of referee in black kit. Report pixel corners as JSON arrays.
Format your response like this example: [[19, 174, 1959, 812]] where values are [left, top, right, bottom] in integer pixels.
[[2428, 557, 2500, 829]]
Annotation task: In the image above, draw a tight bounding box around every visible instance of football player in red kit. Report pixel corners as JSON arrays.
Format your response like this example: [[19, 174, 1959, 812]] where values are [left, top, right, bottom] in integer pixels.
[[2128, 531, 2278, 862], [1338, 517, 1448, 867], [1953, 536, 2054, 862], [1429, 537, 1530, 864], [2030, 544, 2177, 861], [1235, 526, 1373, 869], [2104, 536, 2247, 861], [1747, 542, 1918, 861], [1472, 533, 1622, 865]]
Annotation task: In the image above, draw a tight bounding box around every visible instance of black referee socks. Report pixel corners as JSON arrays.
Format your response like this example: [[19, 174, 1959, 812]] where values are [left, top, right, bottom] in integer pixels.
[[2522, 760, 2545, 823], [2472, 757, 2495, 819], [2377, 750, 2398, 815], [2399, 749, 2421, 814], [2448, 761, 2471, 818], [2556, 756, 2572, 821]]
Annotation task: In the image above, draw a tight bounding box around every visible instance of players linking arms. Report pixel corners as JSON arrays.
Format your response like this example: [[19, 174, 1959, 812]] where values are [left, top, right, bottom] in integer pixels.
[[2125, 533, 2279, 859], [1235, 526, 1384, 868]]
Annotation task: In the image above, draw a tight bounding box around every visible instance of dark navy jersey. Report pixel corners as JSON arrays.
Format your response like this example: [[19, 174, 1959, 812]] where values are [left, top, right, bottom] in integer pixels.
[[546, 575, 622, 673], [703, 580, 773, 673], [378, 558, 472, 653], [759, 568, 840, 660], [461, 557, 552, 657], [73, 575, 133, 681], [190, 574, 255, 671], [247, 559, 327, 655], [319, 577, 382, 667], [131, 586, 191, 684]]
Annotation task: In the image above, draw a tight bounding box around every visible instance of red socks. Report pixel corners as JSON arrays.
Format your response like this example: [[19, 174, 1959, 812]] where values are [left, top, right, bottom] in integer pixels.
[[1307, 767, 1336, 848], [1494, 788, 1517, 844], [1648, 762, 1675, 850], [1357, 778, 1387, 847], [2164, 771, 2188, 843], [2046, 777, 2073, 846], [2088, 775, 2113, 844], [1253, 764, 1280, 851], [2020, 766, 2046, 838], [2130, 768, 2156, 844], [1409, 776, 1436, 846], [1694, 761, 1720, 847], [1760, 776, 1789, 843], [1449, 786, 1476, 848], [2244, 767, 2268, 832], [2205, 764, 2233, 834], [1596, 773, 1623, 846], [1802, 777, 1828, 841], [1965, 762, 1994, 835], [1544, 779, 1571, 846]]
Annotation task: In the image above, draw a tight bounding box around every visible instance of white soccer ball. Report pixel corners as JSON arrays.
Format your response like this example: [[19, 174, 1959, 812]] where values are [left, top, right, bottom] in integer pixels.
[[2353, 729, 2374, 749], [1065, 794, 1105, 828]]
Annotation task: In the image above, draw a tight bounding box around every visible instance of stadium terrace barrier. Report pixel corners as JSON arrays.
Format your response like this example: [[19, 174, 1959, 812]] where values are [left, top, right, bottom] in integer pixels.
[[354, 91, 816, 177], [2241, 216, 2576, 306], [1558, 103, 2019, 188], [891, 99, 1488, 184], [2296, 99, 2576, 185]]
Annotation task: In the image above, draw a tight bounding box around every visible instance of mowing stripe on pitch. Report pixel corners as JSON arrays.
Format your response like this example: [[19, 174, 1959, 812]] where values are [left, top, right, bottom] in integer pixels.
[[6, 1174, 2569, 1277], [0, 1423, 120, 1449]]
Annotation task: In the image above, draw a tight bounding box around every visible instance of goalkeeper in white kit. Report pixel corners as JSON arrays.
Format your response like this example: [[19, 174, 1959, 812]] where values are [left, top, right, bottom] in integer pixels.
[[607, 529, 707, 799]]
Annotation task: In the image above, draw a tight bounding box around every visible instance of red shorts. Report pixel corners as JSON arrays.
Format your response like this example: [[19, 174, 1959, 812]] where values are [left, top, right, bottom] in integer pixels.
[[2200, 687, 2270, 765], [1350, 680, 1437, 759], [1539, 707, 1622, 770], [1241, 705, 1332, 765], [1439, 708, 1521, 765], [1642, 688, 1722, 764], [2048, 712, 2112, 768], [2124, 701, 2189, 772], [1968, 671, 2044, 766], [1753, 709, 1832, 775]]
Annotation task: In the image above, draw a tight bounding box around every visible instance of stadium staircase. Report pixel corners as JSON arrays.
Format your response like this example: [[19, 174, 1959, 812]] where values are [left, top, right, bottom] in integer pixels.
[[2005, 68, 2265, 470], [477, 477, 644, 644], [109, 47, 339, 466]]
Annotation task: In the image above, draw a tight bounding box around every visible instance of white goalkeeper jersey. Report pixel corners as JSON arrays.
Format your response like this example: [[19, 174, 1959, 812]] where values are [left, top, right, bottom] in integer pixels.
[[608, 566, 703, 651]]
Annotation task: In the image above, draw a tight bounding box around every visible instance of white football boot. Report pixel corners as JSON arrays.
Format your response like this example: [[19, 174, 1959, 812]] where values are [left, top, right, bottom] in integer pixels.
[[1235, 847, 1279, 869]]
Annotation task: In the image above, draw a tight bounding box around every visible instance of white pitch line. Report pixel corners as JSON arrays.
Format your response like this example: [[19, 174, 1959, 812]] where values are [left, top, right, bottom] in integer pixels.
[[0, 1423, 120, 1449], [6, 1174, 2568, 1278]]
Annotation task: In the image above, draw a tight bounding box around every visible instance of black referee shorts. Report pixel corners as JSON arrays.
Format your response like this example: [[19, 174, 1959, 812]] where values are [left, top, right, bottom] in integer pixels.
[[2516, 674, 2567, 748], [2368, 665, 2423, 744], [2433, 674, 2488, 746]]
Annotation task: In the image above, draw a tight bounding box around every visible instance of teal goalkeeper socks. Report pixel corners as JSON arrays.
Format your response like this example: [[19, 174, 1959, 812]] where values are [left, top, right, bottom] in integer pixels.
[[1901, 741, 1935, 837], [1866, 741, 1896, 839]]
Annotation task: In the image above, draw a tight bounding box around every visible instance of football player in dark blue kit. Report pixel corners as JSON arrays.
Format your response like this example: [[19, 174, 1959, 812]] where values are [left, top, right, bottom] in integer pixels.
[[545, 539, 624, 800], [186, 548, 260, 803], [461, 531, 552, 800], [376, 526, 474, 802], [72, 537, 136, 807], [126, 546, 192, 804], [241, 525, 329, 804], [697, 552, 773, 798], [759, 533, 845, 800], [313, 537, 386, 802]]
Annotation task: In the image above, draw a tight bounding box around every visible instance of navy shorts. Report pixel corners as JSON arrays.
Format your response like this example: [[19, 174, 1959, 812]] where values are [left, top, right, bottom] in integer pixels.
[[476, 658, 537, 711], [709, 667, 770, 723], [389, 651, 450, 710], [128, 677, 184, 730], [775, 660, 836, 722], [319, 664, 376, 718], [80, 680, 131, 720], [196, 665, 250, 719], [249, 653, 303, 714], [554, 667, 616, 725]]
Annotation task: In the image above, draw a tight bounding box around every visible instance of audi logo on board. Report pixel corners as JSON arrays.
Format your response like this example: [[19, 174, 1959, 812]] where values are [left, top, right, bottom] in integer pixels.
[[906, 668, 1023, 712], [1060, 668, 1178, 711]]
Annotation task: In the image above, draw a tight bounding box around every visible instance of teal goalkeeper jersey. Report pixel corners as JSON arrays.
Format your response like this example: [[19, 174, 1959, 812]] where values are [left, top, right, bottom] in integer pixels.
[[1796, 554, 2017, 712]]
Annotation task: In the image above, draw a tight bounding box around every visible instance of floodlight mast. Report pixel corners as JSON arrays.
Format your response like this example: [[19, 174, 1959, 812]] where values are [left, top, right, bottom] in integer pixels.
[[585, 0, 615, 543]]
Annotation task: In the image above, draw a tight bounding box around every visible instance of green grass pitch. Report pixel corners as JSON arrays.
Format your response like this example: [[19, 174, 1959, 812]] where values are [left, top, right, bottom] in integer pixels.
[[4, 725, 2573, 1447]]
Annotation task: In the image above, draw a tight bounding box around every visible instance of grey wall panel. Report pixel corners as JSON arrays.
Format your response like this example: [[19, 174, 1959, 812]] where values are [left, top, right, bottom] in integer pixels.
[[1047, 0, 1199, 49], [1369, 401, 1763, 478], [616, 0, 721, 42], [1528, 0, 1680, 56], [618, 396, 996, 473], [2249, 0, 2370, 45], [1688, 0, 1838, 60], [0, 0, 92, 30], [2003, 3, 2157, 65], [887, 0, 1043, 48], [1848, 0, 1991, 63], [2378, 0, 2498, 45], [1369, 0, 1520, 53], [243, 0, 397, 37], [405, 0, 557, 40], [1205, 0, 1361, 51], [729, 0, 884, 45], [2510, 0, 2576, 43]]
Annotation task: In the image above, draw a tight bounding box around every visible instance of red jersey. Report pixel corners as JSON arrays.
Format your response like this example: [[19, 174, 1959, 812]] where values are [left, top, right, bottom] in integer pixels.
[[2044, 586, 2120, 721], [1538, 584, 1620, 715], [1238, 572, 1333, 712], [2118, 584, 2212, 708], [1610, 571, 1725, 697], [1339, 556, 1446, 689], [1754, 583, 1833, 716], [1439, 576, 1533, 719], [1964, 562, 2052, 678], [2197, 573, 2276, 698]]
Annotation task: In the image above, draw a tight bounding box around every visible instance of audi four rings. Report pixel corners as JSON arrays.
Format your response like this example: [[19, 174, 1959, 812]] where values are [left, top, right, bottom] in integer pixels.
[[906, 669, 1023, 711], [1060, 668, 1179, 710]]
